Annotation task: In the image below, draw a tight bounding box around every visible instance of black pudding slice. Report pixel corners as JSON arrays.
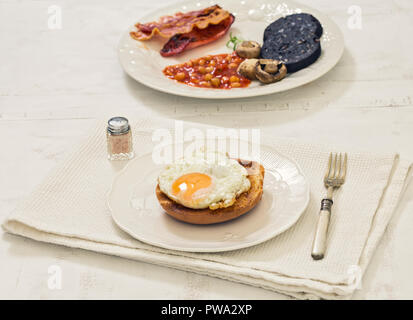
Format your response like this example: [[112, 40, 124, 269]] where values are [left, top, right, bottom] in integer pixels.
[[261, 33, 321, 73], [261, 13, 323, 73], [263, 13, 323, 42]]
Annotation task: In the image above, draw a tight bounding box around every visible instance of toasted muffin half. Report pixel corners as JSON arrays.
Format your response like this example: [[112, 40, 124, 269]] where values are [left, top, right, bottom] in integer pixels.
[[156, 159, 265, 225]]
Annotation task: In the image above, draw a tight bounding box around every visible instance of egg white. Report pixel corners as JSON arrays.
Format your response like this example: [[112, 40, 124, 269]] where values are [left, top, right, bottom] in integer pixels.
[[158, 150, 251, 209]]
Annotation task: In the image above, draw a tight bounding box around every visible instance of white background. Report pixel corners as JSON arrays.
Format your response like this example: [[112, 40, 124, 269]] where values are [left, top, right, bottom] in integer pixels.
[[1, 0, 413, 299]]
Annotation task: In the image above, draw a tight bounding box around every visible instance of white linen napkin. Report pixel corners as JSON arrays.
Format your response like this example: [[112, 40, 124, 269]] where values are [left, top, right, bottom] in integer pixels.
[[3, 118, 411, 299]]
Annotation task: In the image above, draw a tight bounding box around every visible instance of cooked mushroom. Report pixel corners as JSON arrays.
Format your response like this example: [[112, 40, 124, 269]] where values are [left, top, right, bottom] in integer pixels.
[[235, 41, 261, 59], [259, 59, 279, 73], [255, 59, 287, 84], [237, 58, 259, 80]]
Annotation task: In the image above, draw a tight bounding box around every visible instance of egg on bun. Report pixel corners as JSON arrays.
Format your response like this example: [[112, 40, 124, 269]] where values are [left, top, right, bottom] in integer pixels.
[[156, 149, 264, 224]]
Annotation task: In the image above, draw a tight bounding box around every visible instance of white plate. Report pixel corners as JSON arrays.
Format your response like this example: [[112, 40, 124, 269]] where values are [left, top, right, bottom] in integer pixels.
[[118, 0, 344, 99], [108, 142, 310, 252]]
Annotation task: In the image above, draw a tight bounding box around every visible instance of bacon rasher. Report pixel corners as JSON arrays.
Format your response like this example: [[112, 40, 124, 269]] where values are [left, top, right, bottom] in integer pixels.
[[130, 5, 235, 56]]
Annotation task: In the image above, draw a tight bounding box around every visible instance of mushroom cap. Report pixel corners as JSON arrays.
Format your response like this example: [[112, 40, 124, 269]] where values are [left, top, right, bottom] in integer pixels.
[[259, 59, 279, 73], [236, 41, 261, 59], [255, 60, 287, 84], [237, 58, 259, 80]]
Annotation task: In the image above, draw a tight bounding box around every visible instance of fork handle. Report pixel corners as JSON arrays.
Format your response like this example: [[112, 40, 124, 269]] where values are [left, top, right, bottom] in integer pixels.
[[311, 198, 333, 260]]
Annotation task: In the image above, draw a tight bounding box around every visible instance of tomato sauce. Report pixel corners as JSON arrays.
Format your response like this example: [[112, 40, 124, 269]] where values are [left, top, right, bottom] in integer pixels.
[[163, 52, 251, 89]]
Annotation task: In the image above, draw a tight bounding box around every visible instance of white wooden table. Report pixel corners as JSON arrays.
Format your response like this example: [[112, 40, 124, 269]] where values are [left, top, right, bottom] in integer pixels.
[[1, 0, 413, 299]]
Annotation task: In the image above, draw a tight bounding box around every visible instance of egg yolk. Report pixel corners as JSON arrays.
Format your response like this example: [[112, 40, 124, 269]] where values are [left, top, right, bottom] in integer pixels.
[[172, 173, 212, 203]]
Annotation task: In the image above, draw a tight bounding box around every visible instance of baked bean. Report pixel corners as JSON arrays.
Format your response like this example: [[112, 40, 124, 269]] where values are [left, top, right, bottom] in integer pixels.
[[211, 77, 221, 87], [175, 72, 186, 81], [163, 52, 250, 89]]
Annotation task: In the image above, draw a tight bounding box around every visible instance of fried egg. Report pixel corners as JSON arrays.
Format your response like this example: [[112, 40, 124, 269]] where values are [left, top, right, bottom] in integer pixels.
[[158, 150, 251, 209]]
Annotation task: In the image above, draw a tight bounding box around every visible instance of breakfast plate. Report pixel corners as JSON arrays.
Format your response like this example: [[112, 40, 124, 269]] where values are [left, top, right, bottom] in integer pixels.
[[118, 0, 344, 99], [108, 141, 310, 252]]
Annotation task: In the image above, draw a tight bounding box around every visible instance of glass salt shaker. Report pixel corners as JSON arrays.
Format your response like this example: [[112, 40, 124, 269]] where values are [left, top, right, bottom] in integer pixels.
[[106, 117, 134, 160]]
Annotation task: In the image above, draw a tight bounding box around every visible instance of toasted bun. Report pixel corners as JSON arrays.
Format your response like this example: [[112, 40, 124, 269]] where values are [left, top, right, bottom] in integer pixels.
[[156, 160, 265, 225]]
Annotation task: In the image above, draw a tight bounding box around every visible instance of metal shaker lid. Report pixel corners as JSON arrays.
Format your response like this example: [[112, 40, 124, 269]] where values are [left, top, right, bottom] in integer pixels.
[[107, 117, 130, 135]]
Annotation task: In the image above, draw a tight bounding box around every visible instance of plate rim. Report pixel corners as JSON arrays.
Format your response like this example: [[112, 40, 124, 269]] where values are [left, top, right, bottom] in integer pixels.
[[118, 0, 344, 99], [107, 141, 311, 252]]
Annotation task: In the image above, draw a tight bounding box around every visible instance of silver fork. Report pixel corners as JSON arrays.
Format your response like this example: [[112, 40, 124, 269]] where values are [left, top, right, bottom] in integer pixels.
[[311, 153, 348, 260]]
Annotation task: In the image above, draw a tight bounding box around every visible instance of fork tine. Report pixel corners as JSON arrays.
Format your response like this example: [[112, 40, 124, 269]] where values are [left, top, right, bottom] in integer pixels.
[[330, 153, 337, 179], [336, 153, 342, 179], [325, 153, 332, 180], [341, 153, 348, 180]]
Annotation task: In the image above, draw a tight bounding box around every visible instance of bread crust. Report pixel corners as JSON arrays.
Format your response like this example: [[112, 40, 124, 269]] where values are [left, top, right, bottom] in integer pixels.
[[156, 160, 265, 224]]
